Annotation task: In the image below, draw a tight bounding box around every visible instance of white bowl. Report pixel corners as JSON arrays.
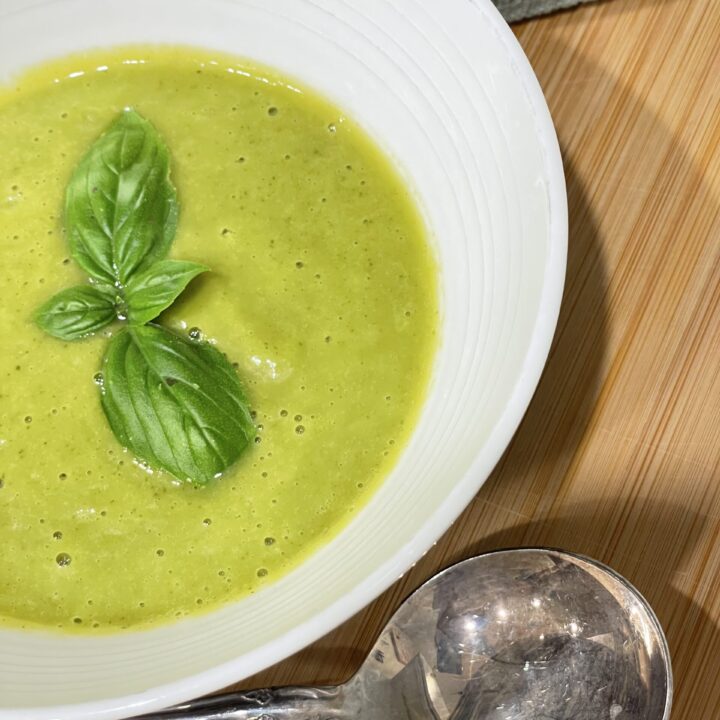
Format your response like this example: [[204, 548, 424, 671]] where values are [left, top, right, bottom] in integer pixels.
[[0, 1, 566, 718]]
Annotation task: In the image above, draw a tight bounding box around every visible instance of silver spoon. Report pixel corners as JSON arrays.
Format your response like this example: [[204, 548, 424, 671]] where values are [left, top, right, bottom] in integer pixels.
[[137, 548, 672, 719]]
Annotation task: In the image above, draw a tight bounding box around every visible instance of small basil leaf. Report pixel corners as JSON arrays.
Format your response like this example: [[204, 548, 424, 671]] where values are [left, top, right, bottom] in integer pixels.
[[35, 284, 117, 340], [124, 260, 208, 326], [65, 109, 178, 285], [100, 325, 255, 485]]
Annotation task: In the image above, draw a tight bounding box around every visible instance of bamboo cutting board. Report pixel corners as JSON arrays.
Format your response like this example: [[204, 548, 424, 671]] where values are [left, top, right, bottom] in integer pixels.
[[231, 0, 720, 717]]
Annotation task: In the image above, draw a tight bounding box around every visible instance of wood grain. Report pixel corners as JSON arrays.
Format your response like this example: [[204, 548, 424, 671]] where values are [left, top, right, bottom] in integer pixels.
[[229, 1, 720, 717]]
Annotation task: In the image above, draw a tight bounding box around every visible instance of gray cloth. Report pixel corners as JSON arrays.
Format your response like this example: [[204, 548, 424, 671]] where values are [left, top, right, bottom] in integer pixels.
[[494, 0, 596, 22]]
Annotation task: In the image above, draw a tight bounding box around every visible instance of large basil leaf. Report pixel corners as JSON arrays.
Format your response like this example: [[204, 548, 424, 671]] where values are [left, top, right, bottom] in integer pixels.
[[124, 259, 208, 326], [35, 284, 117, 340], [100, 324, 255, 485], [65, 109, 178, 285]]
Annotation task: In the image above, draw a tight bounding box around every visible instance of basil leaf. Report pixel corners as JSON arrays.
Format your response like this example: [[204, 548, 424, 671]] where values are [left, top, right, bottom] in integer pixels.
[[65, 109, 178, 285], [35, 284, 117, 340], [100, 324, 255, 486], [125, 259, 208, 326]]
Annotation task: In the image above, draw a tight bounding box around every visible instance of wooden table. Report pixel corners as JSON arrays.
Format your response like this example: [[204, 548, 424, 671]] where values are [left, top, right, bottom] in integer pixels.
[[231, 1, 720, 717]]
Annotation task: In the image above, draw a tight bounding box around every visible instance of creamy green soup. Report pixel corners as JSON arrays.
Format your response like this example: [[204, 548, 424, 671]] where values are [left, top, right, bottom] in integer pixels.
[[0, 47, 438, 633]]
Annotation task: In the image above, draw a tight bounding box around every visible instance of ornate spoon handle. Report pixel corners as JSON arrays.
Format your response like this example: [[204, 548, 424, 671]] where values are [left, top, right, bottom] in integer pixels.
[[135, 686, 347, 720]]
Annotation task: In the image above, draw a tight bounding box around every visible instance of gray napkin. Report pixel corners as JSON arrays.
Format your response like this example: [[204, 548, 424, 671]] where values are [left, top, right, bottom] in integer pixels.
[[494, 0, 596, 22]]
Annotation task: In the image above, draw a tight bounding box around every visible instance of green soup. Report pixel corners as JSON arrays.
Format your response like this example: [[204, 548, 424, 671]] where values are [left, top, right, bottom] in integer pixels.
[[0, 47, 438, 633]]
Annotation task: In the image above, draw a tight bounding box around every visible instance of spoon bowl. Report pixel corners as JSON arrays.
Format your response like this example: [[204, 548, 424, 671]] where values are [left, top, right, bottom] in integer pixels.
[[140, 548, 672, 719]]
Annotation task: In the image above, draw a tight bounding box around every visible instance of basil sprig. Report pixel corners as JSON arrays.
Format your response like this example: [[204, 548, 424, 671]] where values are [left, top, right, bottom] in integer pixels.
[[35, 109, 255, 485]]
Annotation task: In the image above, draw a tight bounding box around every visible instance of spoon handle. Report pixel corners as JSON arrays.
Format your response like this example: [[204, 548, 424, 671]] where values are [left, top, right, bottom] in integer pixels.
[[135, 686, 347, 720]]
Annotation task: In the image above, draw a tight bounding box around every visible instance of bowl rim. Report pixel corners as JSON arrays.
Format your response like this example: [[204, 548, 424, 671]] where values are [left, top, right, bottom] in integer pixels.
[[1, 0, 567, 717]]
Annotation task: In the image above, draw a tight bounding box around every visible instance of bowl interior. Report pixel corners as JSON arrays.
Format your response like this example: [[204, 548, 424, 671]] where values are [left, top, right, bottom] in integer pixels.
[[0, 1, 566, 718]]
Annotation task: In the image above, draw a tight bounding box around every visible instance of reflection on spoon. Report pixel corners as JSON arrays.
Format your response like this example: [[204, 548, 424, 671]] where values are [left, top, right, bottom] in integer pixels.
[[137, 548, 672, 720]]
